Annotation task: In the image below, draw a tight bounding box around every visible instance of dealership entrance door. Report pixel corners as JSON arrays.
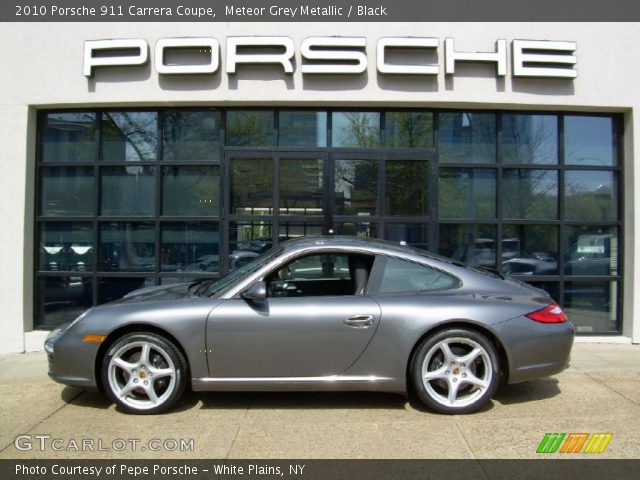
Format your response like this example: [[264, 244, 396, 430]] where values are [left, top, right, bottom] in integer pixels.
[[223, 150, 435, 272]]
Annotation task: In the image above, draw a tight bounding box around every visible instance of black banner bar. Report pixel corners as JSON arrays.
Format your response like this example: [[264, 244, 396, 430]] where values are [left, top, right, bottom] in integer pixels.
[[3, 0, 640, 22], [2, 460, 640, 480]]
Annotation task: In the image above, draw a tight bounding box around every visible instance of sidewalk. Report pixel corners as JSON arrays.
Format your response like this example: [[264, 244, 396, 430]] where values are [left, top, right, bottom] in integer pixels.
[[0, 344, 638, 459]]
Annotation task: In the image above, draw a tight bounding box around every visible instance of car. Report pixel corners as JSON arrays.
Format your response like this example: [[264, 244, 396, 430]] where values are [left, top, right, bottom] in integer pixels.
[[45, 236, 574, 415]]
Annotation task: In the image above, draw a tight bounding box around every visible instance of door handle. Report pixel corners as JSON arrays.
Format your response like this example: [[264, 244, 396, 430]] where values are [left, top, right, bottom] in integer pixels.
[[343, 314, 374, 327]]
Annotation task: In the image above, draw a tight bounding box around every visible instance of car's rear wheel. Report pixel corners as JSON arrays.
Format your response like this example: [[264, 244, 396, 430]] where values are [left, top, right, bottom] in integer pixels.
[[101, 332, 187, 414], [411, 328, 500, 414]]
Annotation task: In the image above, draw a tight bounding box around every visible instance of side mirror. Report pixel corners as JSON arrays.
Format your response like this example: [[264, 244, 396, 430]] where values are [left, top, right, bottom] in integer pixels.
[[241, 281, 267, 302]]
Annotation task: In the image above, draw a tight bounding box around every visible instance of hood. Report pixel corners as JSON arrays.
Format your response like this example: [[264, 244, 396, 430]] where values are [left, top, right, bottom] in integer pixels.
[[112, 282, 195, 304]]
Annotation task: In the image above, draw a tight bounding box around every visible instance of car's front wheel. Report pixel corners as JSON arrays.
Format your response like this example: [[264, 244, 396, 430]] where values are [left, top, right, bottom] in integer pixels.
[[101, 332, 187, 414], [411, 328, 500, 414]]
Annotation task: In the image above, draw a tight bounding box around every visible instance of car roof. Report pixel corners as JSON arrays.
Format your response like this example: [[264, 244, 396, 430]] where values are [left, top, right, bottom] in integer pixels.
[[279, 235, 439, 259]]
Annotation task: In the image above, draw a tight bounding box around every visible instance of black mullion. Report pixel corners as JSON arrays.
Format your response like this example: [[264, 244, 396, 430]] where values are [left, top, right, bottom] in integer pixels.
[[557, 114, 566, 309], [496, 113, 503, 270], [431, 112, 440, 253], [154, 111, 163, 285], [93, 110, 102, 308], [378, 157, 386, 239], [272, 153, 280, 246], [325, 151, 335, 234]]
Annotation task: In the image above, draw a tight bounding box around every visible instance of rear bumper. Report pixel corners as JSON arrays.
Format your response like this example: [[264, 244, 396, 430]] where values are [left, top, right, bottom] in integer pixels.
[[493, 316, 575, 384]]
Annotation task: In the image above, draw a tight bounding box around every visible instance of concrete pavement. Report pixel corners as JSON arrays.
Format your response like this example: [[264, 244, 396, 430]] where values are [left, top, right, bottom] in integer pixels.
[[0, 344, 639, 459]]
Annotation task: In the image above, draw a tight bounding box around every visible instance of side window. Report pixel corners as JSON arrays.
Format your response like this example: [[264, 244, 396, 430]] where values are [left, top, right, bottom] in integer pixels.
[[373, 257, 458, 294], [266, 253, 373, 298]]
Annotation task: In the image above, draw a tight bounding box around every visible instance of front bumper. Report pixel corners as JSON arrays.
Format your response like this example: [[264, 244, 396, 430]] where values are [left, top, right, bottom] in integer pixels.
[[46, 327, 101, 389], [493, 315, 575, 384]]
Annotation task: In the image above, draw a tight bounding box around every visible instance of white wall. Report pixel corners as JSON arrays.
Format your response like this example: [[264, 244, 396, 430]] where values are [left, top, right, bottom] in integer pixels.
[[1, 22, 639, 352]]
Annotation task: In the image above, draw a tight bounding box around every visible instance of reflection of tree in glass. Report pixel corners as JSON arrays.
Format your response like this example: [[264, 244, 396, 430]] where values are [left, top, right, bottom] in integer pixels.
[[502, 115, 556, 165], [334, 159, 378, 215], [439, 168, 495, 219], [385, 161, 428, 216], [162, 111, 220, 161], [439, 113, 495, 163], [503, 169, 557, 220], [226, 112, 273, 146], [565, 174, 615, 221], [102, 112, 157, 162], [231, 159, 273, 214], [279, 159, 323, 213], [336, 112, 379, 148], [386, 112, 433, 148]]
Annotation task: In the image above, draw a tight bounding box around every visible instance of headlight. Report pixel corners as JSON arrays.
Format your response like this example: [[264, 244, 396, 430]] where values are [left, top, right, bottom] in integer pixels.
[[44, 340, 55, 354]]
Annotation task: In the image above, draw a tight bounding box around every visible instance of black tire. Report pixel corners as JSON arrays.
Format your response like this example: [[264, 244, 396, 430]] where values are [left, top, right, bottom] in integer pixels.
[[410, 328, 500, 414], [101, 332, 187, 414]]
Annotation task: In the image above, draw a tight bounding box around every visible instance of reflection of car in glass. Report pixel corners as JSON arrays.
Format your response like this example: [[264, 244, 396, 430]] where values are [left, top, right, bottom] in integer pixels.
[[564, 234, 614, 276], [46, 236, 574, 416], [502, 252, 558, 276]]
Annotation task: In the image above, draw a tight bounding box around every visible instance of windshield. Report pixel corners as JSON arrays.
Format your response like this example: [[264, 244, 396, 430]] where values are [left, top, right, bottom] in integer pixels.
[[203, 246, 284, 298]]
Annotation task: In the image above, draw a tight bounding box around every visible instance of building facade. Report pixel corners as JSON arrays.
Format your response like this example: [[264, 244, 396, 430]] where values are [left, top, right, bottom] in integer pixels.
[[1, 22, 639, 353]]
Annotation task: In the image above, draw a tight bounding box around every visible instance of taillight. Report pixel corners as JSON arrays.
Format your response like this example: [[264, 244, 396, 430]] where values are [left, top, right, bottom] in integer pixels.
[[526, 303, 568, 323]]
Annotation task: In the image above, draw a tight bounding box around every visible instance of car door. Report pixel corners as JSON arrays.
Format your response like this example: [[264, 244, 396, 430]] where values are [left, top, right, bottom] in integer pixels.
[[206, 252, 381, 378]]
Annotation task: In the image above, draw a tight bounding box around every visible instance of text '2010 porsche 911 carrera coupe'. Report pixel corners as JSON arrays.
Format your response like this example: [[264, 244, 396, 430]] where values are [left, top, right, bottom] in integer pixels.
[[46, 236, 574, 414]]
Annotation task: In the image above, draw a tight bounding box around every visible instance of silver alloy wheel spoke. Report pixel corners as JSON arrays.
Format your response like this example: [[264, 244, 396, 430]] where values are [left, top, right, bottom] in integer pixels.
[[140, 343, 151, 365], [112, 357, 136, 373], [440, 341, 456, 364], [461, 370, 488, 390], [457, 347, 482, 365], [424, 366, 448, 381], [118, 381, 137, 398], [146, 385, 159, 404], [150, 367, 174, 379], [447, 379, 460, 405]]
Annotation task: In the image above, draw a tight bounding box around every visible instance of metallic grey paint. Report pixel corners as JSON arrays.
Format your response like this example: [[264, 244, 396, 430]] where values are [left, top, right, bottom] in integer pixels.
[[46, 236, 574, 402]]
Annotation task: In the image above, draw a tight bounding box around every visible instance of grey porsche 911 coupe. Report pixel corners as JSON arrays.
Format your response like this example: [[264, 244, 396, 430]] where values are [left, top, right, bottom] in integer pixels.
[[46, 236, 574, 415]]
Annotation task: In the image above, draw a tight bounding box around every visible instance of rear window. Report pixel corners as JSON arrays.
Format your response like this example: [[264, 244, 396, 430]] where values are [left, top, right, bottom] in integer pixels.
[[371, 257, 458, 294]]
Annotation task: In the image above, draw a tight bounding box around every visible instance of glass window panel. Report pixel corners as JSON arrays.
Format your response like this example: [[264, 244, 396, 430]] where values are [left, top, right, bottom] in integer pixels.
[[41, 167, 94, 216], [527, 281, 560, 304], [502, 114, 558, 164], [161, 222, 219, 273], [335, 222, 376, 238], [98, 277, 152, 304], [162, 110, 221, 161], [565, 116, 615, 166], [503, 169, 558, 220], [334, 159, 378, 216], [374, 257, 457, 294], [38, 276, 93, 328], [280, 158, 323, 215], [279, 222, 323, 242], [226, 111, 275, 146], [229, 221, 273, 259], [162, 166, 220, 216], [39, 223, 93, 272], [439, 168, 496, 219], [564, 281, 619, 333], [439, 112, 496, 164], [385, 160, 428, 216], [564, 226, 618, 276], [100, 166, 156, 216], [501, 225, 558, 275], [230, 158, 273, 215], [438, 224, 497, 268], [385, 223, 429, 251], [385, 112, 434, 148], [101, 112, 157, 162], [332, 112, 380, 148], [565, 170, 617, 221], [42, 112, 97, 163], [279, 111, 327, 147], [99, 222, 155, 272]]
